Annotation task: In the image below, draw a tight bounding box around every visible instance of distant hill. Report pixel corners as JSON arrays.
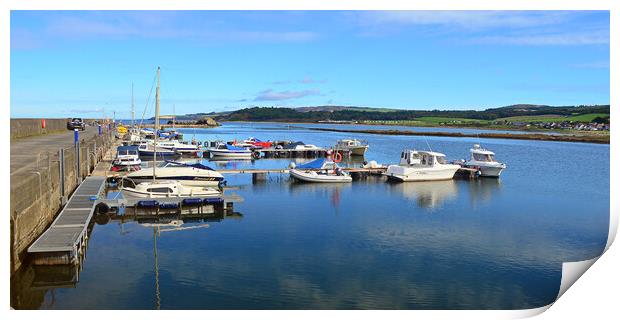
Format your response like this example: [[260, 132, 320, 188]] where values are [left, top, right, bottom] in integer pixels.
[[213, 104, 609, 123]]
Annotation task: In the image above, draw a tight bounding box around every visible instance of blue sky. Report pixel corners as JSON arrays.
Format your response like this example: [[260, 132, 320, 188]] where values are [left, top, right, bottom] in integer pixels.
[[10, 11, 610, 118]]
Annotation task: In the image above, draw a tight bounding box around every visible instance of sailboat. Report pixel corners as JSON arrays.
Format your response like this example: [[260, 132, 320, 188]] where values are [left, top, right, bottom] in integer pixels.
[[121, 67, 221, 199]]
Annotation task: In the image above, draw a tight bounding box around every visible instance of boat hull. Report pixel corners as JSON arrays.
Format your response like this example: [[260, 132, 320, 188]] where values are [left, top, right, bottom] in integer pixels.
[[127, 176, 222, 187], [477, 166, 504, 177], [121, 188, 221, 199], [463, 161, 506, 178], [385, 164, 460, 182], [207, 149, 253, 159], [138, 150, 182, 160], [290, 169, 352, 183]]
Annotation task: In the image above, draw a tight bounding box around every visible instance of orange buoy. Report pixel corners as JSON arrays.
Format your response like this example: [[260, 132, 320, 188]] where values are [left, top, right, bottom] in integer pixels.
[[333, 151, 343, 163]]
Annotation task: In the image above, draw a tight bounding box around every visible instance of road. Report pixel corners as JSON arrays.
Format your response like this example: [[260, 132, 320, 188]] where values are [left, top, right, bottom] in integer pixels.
[[10, 126, 99, 174]]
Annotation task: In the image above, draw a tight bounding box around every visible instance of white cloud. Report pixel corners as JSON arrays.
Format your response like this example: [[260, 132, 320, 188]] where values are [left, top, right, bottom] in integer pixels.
[[471, 31, 609, 46], [358, 11, 572, 30]]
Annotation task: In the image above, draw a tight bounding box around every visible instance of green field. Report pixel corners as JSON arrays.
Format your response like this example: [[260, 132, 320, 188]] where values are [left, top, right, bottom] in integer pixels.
[[414, 117, 490, 124], [497, 113, 609, 123]]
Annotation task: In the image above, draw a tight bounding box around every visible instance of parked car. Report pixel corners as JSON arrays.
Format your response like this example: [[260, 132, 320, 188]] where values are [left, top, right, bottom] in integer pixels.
[[67, 118, 86, 131]]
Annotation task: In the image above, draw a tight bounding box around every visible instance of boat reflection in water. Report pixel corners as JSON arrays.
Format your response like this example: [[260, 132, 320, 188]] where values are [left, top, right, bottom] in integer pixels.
[[10, 206, 243, 310], [387, 180, 459, 210], [467, 178, 502, 207], [288, 180, 352, 210]]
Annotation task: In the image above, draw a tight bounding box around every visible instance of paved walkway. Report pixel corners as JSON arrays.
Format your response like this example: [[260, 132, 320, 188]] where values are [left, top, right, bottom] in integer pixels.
[[10, 126, 99, 174]]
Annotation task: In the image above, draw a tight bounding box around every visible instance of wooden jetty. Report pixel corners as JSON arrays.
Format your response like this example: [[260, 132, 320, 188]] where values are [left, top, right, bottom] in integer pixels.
[[258, 147, 329, 158], [28, 176, 107, 265]]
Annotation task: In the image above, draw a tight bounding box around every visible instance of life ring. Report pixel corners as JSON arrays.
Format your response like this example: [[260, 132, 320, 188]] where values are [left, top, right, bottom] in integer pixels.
[[252, 150, 261, 159], [333, 151, 343, 163]]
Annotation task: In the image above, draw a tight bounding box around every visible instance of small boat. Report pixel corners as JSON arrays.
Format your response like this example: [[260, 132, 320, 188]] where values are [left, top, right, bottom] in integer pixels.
[[334, 139, 368, 156], [138, 142, 182, 160], [243, 137, 272, 149], [121, 179, 221, 199], [111, 145, 142, 171], [463, 144, 506, 177], [150, 139, 200, 154], [126, 161, 225, 187], [289, 158, 352, 183], [385, 149, 461, 182], [281, 141, 321, 151], [206, 142, 253, 159]]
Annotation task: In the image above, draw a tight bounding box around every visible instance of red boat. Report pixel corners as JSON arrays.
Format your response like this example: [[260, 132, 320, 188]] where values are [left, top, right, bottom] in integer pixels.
[[244, 137, 272, 149]]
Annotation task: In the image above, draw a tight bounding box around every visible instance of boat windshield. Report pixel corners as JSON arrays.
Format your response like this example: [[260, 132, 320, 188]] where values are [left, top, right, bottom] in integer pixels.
[[473, 153, 494, 162], [436, 156, 447, 164]]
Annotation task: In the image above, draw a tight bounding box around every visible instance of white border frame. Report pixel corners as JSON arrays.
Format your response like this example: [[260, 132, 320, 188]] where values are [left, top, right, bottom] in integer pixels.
[[2, 1, 616, 319]]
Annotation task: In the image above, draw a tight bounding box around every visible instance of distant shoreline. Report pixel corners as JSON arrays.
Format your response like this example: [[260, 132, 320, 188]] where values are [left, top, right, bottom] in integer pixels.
[[304, 127, 610, 144]]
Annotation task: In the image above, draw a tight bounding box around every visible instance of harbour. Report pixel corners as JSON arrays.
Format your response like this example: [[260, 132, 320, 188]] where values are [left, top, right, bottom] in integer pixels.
[[10, 119, 610, 310], [8, 10, 611, 312]]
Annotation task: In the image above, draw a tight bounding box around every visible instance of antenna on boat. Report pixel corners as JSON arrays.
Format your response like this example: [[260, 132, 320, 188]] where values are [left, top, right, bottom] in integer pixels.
[[153, 66, 161, 182], [423, 135, 433, 153]]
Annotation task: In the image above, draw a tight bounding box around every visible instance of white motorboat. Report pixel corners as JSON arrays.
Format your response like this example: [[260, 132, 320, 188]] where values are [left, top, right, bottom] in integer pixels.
[[121, 179, 221, 199], [334, 139, 368, 156], [112, 145, 142, 171], [281, 141, 322, 151], [151, 139, 200, 154], [385, 150, 461, 182], [138, 142, 182, 160], [289, 158, 352, 183], [463, 144, 506, 177], [126, 161, 224, 187], [206, 142, 253, 159]]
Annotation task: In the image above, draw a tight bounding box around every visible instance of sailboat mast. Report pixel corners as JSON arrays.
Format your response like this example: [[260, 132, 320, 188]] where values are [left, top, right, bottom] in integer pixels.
[[131, 83, 135, 128], [173, 104, 176, 131], [153, 67, 160, 182]]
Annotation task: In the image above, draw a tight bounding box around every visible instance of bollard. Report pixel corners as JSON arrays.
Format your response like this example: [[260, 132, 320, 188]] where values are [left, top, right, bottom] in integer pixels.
[[59, 148, 66, 205], [74, 129, 81, 183]]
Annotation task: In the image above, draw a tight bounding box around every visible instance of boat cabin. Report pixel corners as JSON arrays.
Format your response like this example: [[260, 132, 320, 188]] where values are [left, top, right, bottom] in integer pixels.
[[336, 139, 366, 148], [470, 144, 496, 162], [399, 150, 447, 167], [116, 145, 139, 158]]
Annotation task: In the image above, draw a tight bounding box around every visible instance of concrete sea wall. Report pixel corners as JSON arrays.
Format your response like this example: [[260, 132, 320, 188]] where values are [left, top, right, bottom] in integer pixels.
[[10, 127, 115, 274], [10, 118, 71, 139]]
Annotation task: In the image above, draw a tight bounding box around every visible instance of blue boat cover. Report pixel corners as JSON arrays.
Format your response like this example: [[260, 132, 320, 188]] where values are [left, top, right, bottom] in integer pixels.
[[117, 145, 139, 152], [282, 141, 305, 149], [296, 158, 325, 169], [225, 144, 248, 151], [166, 160, 215, 171]]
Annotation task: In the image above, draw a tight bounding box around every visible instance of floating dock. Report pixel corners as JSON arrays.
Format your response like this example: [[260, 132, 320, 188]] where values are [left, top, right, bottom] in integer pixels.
[[28, 176, 107, 265], [96, 193, 243, 213]]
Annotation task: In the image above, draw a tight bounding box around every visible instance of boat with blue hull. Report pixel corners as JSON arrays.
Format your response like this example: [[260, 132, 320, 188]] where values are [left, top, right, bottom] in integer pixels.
[[138, 142, 182, 160]]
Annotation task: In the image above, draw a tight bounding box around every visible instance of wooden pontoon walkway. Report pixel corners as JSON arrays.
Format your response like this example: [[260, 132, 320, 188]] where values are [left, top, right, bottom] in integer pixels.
[[28, 176, 106, 265]]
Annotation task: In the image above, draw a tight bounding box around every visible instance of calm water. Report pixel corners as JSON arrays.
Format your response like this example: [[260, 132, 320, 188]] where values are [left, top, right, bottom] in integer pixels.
[[12, 122, 609, 310]]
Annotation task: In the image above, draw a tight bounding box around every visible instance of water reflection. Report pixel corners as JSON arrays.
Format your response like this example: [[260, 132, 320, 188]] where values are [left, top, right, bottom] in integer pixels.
[[467, 178, 502, 207], [11, 207, 243, 310], [387, 180, 459, 210], [289, 181, 352, 210]]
